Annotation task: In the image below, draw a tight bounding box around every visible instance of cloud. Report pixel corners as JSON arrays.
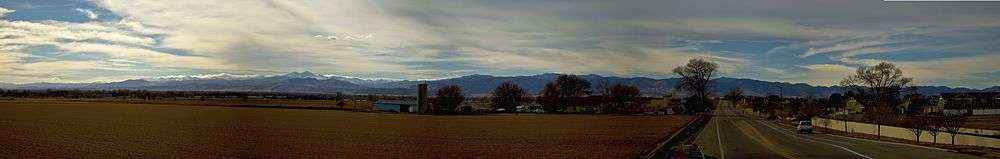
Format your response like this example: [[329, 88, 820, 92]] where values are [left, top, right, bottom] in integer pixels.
[[1, 20, 156, 46], [75, 8, 99, 20], [58, 42, 230, 69], [795, 64, 857, 85], [839, 54, 1000, 88], [837, 47, 908, 58], [0, 12, 232, 83], [0, 7, 13, 17], [650, 18, 868, 41], [799, 37, 891, 58], [94, 0, 427, 77], [753, 64, 857, 86]]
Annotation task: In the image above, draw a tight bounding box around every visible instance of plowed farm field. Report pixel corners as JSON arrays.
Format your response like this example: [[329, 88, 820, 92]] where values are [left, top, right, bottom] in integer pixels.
[[0, 100, 692, 159]]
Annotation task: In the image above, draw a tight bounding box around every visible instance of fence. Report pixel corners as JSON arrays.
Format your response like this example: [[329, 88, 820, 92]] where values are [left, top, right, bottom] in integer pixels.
[[943, 109, 1000, 115], [813, 118, 1000, 149]]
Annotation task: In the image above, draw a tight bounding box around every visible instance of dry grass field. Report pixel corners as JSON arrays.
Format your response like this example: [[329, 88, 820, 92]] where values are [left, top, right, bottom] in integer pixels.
[[964, 115, 1000, 131], [0, 100, 693, 159]]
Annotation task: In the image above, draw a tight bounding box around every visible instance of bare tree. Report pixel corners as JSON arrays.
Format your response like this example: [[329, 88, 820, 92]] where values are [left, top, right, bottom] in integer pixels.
[[539, 82, 561, 112], [596, 80, 611, 96], [491, 81, 530, 113], [764, 95, 782, 117], [597, 80, 611, 111], [335, 92, 346, 108], [841, 62, 913, 139], [673, 58, 718, 114], [840, 112, 850, 135], [926, 116, 943, 144], [904, 116, 928, 143], [725, 88, 744, 109], [603, 83, 642, 114], [432, 85, 465, 114], [557, 74, 592, 112], [865, 106, 895, 139], [556, 74, 591, 97], [941, 115, 967, 145], [799, 95, 822, 118], [840, 62, 913, 109]]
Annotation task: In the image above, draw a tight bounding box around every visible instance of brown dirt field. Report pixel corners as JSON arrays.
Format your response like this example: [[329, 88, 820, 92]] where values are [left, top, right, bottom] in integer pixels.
[[0, 100, 693, 159]]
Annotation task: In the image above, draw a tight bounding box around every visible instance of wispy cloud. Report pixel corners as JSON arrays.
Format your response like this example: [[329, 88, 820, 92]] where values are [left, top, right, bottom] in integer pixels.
[[0, 7, 229, 83], [799, 37, 892, 58], [0, 7, 13, 17], [75, 8, 98, 20]]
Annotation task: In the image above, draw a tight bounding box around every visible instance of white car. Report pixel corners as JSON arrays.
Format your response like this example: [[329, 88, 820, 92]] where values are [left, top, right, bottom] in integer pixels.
[[797, 121, 813, 134]]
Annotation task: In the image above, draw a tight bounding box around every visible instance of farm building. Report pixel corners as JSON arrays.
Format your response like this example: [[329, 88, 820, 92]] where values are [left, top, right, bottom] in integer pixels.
[[375, 100, 418, 112]]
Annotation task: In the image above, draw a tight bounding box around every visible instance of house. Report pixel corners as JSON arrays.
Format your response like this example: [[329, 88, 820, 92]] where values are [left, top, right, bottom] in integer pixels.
[[924, 95, 946, 113], [941, 92, 1000, 115], [374, 100, 418, 112], [903, 94, 932, 114], [845, 97, 864, 114], [643, 95, 681, 115]]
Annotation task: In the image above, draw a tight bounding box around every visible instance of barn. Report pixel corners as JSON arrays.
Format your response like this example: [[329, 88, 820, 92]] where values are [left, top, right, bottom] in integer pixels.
[[374, 100, 418, 113]]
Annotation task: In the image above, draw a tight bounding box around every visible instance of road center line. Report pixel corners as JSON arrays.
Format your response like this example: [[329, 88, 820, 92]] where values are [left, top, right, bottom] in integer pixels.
[[715, 109, 726, 159], [756, 120, 873, 159]]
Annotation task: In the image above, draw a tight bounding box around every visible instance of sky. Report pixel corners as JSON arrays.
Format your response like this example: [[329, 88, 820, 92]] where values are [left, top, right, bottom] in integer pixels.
[[0, 0, 998, 88]]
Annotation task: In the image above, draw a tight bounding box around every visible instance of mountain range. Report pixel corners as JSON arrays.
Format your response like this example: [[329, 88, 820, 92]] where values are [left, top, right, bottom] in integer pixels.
[[1, 71, 997, 97]]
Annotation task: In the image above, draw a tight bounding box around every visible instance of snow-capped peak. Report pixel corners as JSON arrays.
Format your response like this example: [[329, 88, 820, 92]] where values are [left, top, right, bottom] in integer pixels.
[[283, 71, 326, 79], [324, 74, 402, 85], [149, 73, 263, 81]]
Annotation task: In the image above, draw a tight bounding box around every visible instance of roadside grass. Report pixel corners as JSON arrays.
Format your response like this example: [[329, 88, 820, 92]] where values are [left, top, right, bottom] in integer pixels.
[[0, 100, 693, 159]]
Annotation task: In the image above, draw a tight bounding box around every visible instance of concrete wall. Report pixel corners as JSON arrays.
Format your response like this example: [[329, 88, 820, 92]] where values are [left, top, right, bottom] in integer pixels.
[[813, 118, 1000, 148], [943, 109, 1000, 115]]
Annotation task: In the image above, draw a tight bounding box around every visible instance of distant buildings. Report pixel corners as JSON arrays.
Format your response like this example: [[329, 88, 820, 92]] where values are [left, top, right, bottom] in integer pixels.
[[940, 92, 1000, 115], [643, 95, 681, 115], [902, 94, 931, 115]]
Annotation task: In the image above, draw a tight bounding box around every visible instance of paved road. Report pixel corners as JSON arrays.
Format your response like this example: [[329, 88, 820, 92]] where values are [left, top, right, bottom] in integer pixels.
[[694, 103, 984, 159]]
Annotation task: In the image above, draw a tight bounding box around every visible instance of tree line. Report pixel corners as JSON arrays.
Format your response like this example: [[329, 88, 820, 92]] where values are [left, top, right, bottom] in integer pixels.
[[426, 58, 720, 115], [427, 74, 646, 115]]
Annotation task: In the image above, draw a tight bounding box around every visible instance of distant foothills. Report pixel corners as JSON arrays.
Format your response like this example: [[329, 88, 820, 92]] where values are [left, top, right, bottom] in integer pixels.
[[1, 71, 997, 97]]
